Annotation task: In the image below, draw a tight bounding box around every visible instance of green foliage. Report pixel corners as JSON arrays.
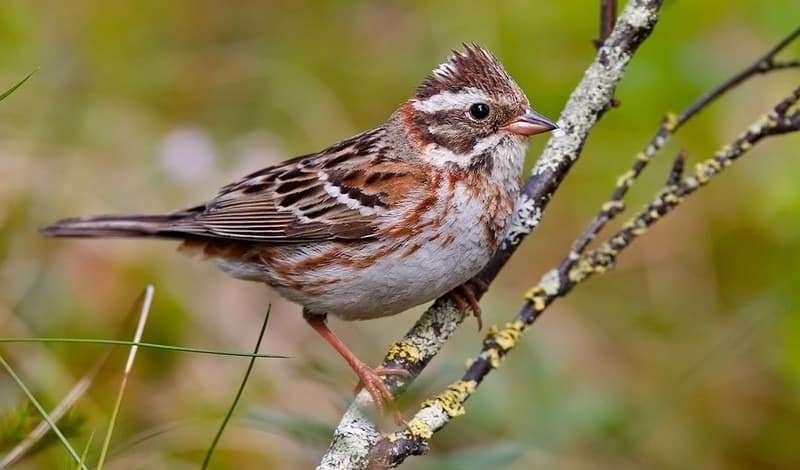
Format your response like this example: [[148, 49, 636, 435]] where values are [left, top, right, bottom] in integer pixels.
[[0, 404, 34, 449]]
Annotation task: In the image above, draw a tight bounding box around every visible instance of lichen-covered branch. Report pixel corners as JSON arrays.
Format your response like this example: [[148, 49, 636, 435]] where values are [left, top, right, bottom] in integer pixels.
[[317, 1, 664, 469], [372, 86, 800, 469], [558, 25, 800, 280]]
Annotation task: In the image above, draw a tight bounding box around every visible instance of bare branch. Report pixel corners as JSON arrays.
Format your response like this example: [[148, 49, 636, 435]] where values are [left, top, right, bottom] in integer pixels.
[[594, 0, 618, 48], [771, 59, 800, 70], [678, 26, 799, 126], [664, 150, 686, 187]]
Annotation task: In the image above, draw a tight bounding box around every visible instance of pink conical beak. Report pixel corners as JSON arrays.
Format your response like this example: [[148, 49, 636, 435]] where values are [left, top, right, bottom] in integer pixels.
[[504, 109, 558, 137]]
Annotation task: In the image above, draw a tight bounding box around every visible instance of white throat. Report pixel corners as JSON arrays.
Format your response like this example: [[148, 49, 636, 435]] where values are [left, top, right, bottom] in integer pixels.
[[423, 133, 528, 177]]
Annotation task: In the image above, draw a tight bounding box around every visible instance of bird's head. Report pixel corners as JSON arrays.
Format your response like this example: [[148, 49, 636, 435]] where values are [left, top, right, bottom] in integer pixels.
[[401, 44, 556, 171]]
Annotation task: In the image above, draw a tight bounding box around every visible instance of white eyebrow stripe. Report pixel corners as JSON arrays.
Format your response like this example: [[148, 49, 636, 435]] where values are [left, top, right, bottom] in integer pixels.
[[412, 87, 489, 114]]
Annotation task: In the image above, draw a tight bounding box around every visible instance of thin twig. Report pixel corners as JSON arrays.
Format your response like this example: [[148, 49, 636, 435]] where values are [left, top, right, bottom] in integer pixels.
[[201, 306, 272, 469], [594, 0, 618, 48], [679, 26, 799, 124], [771, 59, 800, 70], [664, 150, 686, 187], [372, 87, 800, 469]]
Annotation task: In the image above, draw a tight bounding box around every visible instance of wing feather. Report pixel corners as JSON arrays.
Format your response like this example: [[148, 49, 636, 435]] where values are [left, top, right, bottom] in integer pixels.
[[170, 127, 426, 244]]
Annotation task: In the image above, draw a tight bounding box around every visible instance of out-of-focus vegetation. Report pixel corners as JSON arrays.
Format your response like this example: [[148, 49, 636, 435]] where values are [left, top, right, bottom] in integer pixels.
[[1, 1, 799, 468]]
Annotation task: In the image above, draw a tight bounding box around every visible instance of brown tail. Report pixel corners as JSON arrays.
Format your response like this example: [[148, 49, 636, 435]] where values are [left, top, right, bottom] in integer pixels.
[[41, 208, 203, 239]]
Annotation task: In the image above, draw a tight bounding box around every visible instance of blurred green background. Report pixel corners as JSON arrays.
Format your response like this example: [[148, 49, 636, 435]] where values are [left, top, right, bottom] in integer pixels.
[[1, 1, 799, 468]]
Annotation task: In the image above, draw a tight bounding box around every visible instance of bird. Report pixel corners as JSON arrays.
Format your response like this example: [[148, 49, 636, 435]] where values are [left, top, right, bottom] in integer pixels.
[[42, 44, 557, 409]]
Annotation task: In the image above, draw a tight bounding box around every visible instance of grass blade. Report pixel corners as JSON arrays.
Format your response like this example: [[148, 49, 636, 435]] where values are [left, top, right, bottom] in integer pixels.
[[0, 70, 37, 103], [0, 353, 86, 469], [201, 306, 271, 469], [0, 338, 287, 359], [75, 431, 94, 470], [96, 285, 154, 469]]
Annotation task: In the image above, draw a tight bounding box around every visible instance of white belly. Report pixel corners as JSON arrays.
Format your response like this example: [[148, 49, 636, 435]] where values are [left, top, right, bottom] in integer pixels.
[[299, 223, 492, 320]]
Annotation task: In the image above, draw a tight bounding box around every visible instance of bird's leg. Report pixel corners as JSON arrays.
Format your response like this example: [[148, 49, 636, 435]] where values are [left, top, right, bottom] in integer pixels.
[[446, 278, 488, 330], [303, 311, 408, 411]]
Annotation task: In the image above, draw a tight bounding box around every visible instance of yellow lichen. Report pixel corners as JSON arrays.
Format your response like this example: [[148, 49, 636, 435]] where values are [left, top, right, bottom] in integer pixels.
[[421, 380, 477, 418], [616, 170, 636, 189], [602, 200, 625, 213], [695, 163, 710, 184], [386, 341, 421, 362], [569, 259, 595, 282], [524, 286, 546, 310], [406, 418, 433, 439], [484, 348, 502, 368], [663, 111, 679, 131], [492, 320, 525, 352]]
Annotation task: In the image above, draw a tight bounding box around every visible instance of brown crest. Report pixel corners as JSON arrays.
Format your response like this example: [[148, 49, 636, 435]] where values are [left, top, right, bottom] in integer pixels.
[[416, 43, 520, 100]]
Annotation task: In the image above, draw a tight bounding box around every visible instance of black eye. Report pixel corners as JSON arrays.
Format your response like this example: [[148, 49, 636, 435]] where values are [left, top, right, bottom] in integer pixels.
[[468, 103, 490, 120]]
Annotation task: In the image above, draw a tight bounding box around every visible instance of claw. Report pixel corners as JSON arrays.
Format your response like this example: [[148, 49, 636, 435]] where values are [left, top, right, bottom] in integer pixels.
[[353, 366, 410, 394], [447, 280, 485, 330], [353, 365, 410, 413]]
